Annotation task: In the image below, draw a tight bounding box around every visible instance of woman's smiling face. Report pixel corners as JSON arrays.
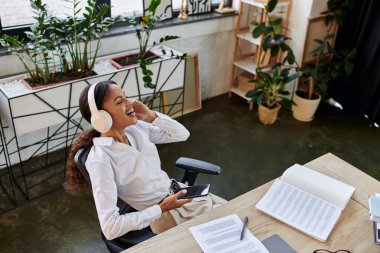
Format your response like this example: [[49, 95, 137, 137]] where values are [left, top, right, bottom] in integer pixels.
[[101, 84, 137, 130]]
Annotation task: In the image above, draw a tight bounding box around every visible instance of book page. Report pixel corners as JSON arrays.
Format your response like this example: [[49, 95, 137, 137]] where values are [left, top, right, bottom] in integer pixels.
[[256, 179, 341, 242], [281, 164, 355, 209], [189, 214, 270, 253]]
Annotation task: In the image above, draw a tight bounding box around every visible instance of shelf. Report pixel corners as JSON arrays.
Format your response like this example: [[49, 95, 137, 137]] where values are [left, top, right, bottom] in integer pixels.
[[230, 82, 256, 101], [241, 0, 289, 8], [237, 30, 261, 45], [233, 56, 258, 74]]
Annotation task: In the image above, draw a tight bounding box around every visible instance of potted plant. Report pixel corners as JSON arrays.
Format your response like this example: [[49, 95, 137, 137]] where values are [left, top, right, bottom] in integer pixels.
[[246, 0, 301, 125], [109, 0, 182, 89], [49, 0, 123, 79], [292, 0, 356, 122], [246, 65, 301, 125], [0, 0, 66, 89], [0, 0, 122, 90]]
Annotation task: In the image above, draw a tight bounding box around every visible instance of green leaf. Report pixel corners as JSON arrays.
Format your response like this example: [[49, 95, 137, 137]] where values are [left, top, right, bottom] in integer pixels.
[[269, 17, 281, 26], [262, 36, 272, 51], [287, 50, 295, 65], [143, 75, 152, 83], [344, 61, 353, 75], [281, 98, 293, 110], [325, 33, 335, 40], [267, 0, 278, 13], [148, 0, 161, 15], [286, 71, 302, 83], [280, 68, 289, 78], [252, 24, 265, 38], [270, 45, 280, 58], [314, 39, 324, 45], [246, 89, 257, 98]]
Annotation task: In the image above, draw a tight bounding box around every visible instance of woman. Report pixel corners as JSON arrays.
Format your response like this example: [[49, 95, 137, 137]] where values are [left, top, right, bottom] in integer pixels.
[[65, 80, 225, 240]]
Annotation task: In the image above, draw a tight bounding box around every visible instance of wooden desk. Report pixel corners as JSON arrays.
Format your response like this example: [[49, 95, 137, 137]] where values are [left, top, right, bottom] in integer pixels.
[[124, 153, 380, 253]]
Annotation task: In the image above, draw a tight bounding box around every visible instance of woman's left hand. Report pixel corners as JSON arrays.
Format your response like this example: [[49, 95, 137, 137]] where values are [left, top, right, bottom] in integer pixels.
[[132, 100, 157, 122]]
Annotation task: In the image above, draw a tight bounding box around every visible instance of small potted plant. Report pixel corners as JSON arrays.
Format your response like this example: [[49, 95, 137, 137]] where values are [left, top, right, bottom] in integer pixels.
[[246, 65, 301, 125], [292, 0, 356, 122], [109, 0, 182, 89]]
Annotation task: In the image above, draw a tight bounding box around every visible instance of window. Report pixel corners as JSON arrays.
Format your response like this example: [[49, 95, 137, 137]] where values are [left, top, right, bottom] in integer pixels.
[[172, 0, 220, 10], [42, 0, 87, 19], [111, 0, 143, 17], [0, 0, 223, 35], [0, 0, 34, 28]]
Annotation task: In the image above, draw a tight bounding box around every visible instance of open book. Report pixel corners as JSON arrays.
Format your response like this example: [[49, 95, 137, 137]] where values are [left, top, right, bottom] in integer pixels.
[[255, 164, 355, 242]]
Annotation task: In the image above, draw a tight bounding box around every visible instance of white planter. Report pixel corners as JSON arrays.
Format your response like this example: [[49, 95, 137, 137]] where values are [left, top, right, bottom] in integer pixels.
[[292, 91, 321, 122], [0, 45, 185, 137]]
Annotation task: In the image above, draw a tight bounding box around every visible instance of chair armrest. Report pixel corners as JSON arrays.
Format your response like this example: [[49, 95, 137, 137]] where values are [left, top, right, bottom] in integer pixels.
[[176, 157, 221, 175], [118, 229, 156, 247]]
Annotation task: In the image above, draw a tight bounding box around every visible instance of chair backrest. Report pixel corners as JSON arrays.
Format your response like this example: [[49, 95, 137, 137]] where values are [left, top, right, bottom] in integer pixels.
[[73, 147, 156, 252], [74, 147, 136, 214]]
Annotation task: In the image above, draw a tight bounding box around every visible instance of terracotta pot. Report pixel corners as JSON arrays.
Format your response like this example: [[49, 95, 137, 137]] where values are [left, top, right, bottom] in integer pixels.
[[258, 104, 281, 125], [292, 91, 321, 122]]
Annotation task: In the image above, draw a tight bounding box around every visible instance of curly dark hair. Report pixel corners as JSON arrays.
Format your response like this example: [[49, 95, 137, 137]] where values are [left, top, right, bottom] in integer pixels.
[[64, 80, 116, 194]]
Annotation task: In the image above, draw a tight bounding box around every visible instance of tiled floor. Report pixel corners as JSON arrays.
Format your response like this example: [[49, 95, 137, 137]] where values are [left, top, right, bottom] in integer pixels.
[[1, 94, 379, 253]]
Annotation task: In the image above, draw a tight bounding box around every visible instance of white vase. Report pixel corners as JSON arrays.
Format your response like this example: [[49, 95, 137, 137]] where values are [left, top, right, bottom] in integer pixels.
[[292, 91, 321, 122]]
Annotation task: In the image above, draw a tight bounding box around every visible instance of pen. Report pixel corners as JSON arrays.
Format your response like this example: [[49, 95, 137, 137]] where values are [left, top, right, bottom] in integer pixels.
[[240, 216, 248, 241]]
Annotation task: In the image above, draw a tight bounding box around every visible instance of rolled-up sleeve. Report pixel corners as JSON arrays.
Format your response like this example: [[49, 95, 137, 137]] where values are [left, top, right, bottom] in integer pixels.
[[86, 155, 162, 240], [146, 112, 190, 144]]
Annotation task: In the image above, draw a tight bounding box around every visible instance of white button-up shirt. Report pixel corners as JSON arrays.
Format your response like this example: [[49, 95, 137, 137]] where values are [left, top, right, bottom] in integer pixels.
[[86, 112, 190, 240]]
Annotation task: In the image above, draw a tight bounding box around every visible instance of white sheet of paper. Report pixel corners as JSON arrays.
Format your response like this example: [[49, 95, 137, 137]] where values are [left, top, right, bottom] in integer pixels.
[[189, 214, 270, 253]]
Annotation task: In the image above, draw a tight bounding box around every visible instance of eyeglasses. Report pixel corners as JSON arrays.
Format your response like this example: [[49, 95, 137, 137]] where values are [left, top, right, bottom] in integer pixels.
[[313, 250, 350, 253]]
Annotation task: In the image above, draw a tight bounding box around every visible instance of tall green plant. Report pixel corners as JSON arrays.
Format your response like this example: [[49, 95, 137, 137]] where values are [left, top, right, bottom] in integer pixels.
[[0, 0, 65, 86], [246, 0, 301, 109], [128, 0, 180, 89], [251, 0, 296, 66], [49, 0, 123, 77], [299, 0, 356, 99]]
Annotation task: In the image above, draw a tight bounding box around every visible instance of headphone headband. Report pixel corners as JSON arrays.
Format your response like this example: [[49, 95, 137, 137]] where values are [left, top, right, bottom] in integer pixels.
[[88, 82, 100, 116]]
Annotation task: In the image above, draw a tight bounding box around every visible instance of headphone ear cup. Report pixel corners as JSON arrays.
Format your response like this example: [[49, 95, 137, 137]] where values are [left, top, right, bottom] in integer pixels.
[[91, 110, 113, 133]]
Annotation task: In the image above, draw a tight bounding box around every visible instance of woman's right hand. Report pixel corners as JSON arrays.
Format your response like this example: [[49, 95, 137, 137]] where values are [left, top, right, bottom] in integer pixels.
[[159, 190, 192, 213]]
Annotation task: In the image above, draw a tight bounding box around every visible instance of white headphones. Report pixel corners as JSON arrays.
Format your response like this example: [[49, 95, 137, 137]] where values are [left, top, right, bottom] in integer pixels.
[[88, 82, 113, 133]]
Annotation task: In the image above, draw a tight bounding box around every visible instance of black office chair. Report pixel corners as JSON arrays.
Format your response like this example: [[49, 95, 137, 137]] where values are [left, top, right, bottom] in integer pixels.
[[74, 147, 221, 253]]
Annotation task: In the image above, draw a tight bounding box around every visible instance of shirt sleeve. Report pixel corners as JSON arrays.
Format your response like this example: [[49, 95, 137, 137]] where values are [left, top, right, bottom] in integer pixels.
[[143, 111, 190, 144], [86, 152, 162, 240]]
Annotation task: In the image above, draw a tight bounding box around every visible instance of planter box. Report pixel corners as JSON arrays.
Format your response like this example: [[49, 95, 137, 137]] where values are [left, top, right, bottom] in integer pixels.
[[0, 45, 185, 136], [0, 45, 185, 200]]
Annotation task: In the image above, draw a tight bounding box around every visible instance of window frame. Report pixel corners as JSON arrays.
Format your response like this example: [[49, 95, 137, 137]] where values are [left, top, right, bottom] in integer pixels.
[[0, 0, 232, 40]]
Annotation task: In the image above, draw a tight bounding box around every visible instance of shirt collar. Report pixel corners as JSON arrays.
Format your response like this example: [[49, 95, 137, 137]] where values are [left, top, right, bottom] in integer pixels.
[[93, 137, 114, 146]]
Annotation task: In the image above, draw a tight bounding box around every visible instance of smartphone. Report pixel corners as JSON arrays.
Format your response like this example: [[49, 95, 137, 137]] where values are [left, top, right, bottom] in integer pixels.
[[170, 180, 210, 199]]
